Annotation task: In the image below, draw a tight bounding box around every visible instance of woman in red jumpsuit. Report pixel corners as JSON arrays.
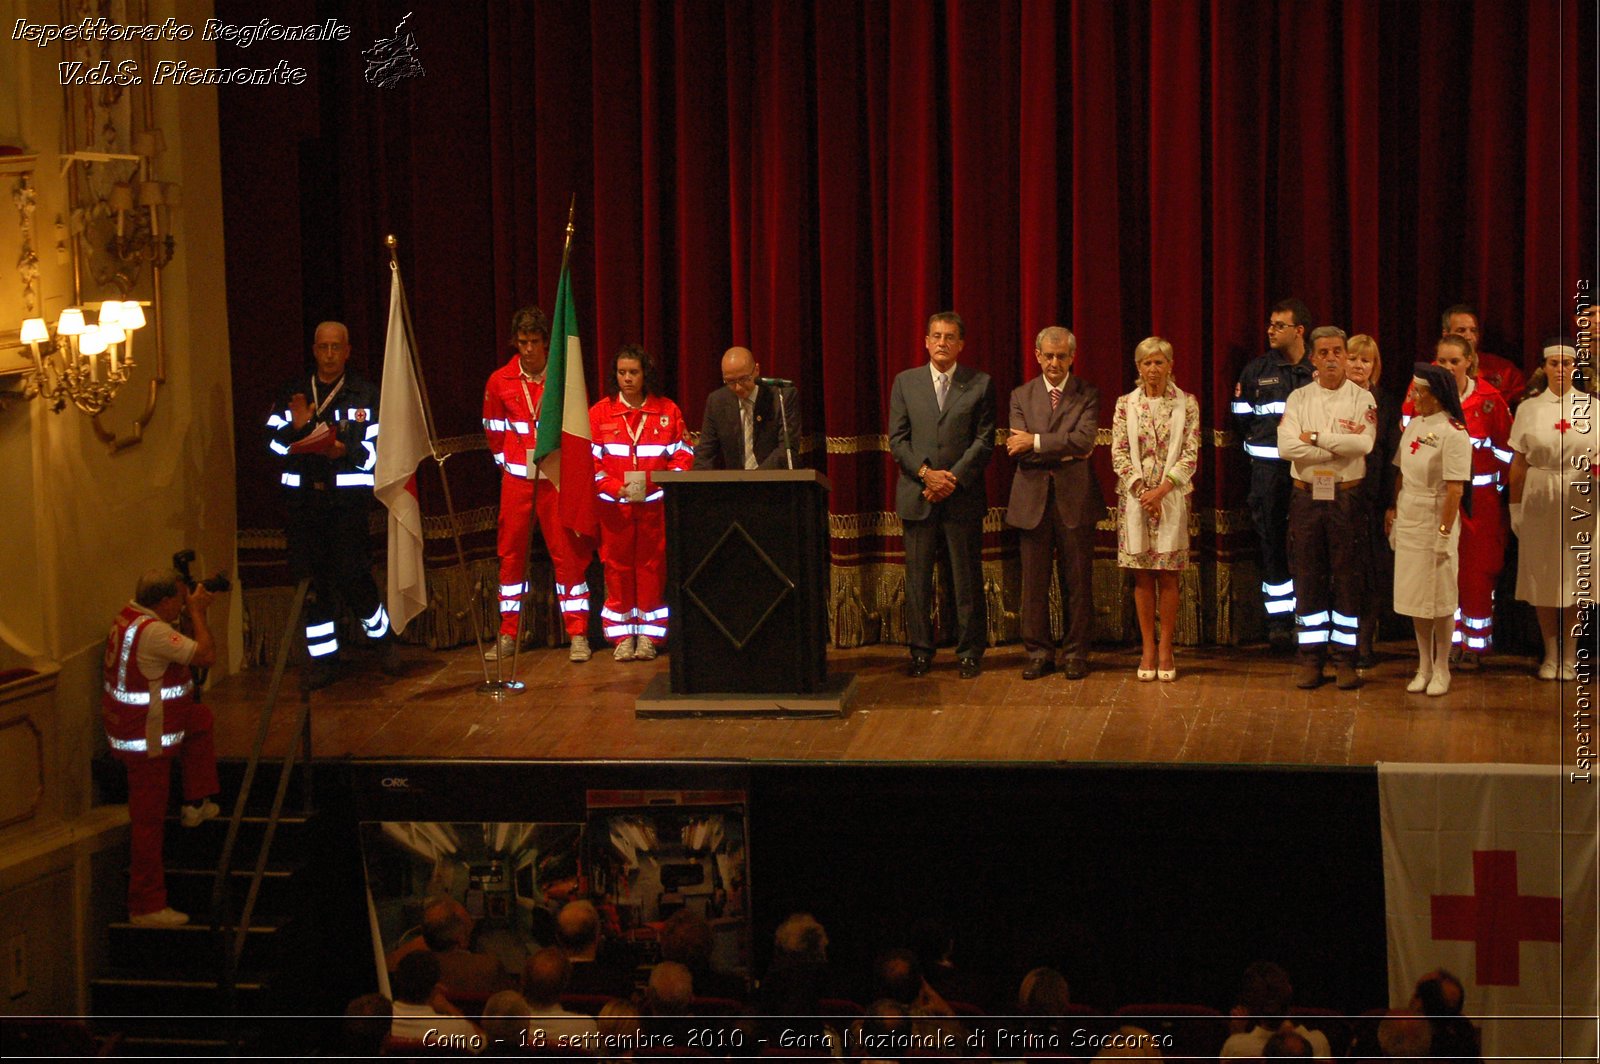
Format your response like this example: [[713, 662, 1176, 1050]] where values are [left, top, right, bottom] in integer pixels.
[[589, 345, 693, 661], [1402, 335, 1511, 668]]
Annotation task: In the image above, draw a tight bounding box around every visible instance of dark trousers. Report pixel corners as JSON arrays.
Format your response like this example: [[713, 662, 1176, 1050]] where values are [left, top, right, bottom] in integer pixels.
[[903, 505, 987, 660], [1248, 460, 1295, 626], [1287, 487, 1364, 664], [1019, 500, 1095, 662], [286, 495, 385, 656]]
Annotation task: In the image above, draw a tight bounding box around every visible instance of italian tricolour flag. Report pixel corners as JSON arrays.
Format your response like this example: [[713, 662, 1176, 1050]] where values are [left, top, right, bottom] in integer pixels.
[[533, 259, 598, 540]]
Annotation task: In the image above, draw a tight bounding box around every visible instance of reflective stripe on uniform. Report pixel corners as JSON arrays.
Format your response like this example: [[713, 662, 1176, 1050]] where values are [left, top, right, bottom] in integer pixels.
[[108, 730, 186, 753]]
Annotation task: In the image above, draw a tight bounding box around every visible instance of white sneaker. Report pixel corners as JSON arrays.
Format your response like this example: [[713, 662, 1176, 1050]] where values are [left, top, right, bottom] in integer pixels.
[[612, 637, 636, 661], [180, 799, 220, 828], [1426, 671, 1451, 696], [1406, 671, 1432, 693], [569, 635, 591, 662], [1538, 660, 1558, 680], [130, 907, 189, 927], [483, 634, 517, 661], [633, 636, 657, 661]]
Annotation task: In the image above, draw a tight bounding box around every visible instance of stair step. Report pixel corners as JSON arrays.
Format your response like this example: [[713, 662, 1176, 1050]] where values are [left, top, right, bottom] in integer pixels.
[[92, 973, 271, 1018], [162, 813, 313, 864], [107, 917, 299, 973], [159, 864, 304, 919]]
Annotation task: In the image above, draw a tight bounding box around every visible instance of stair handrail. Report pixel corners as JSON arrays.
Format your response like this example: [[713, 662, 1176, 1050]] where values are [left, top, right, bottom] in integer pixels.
[[208, 577, 314, 1028]]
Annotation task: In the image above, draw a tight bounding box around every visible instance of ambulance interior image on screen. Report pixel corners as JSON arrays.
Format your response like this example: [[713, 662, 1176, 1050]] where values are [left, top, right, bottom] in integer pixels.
[[360, 792, 751, 985]]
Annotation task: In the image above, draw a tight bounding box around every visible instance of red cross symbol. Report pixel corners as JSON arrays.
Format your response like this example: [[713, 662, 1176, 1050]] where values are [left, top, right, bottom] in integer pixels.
[[1431, 850, 1561, 985], [1555, 419, 1571, 434], [1410, 439, 1423, 454]]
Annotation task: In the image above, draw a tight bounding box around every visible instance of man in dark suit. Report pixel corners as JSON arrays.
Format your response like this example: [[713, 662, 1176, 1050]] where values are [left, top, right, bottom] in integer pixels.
[[1005, 326, 1102, 680], [889, 311, 997, 679], [691, 346, 801, 470]]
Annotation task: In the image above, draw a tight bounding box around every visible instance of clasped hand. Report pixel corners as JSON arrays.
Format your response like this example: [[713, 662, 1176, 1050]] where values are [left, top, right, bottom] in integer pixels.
[[920, 468, 957, 502]]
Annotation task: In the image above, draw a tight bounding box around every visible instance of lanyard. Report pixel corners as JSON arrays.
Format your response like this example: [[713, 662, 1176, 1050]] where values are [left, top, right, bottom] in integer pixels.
[[309, 374, 345, 420], [517, 374, 545, 434], [620, 399, 648, 468]]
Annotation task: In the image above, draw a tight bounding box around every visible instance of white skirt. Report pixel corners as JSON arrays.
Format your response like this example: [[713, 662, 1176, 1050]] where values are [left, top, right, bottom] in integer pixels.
[[1516, 466, 1592, 607], [1392, 489, 1459, 618]]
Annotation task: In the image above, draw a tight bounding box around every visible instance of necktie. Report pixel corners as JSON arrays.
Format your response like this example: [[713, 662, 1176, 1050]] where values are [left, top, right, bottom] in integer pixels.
[[1049, 387, 1061, 410], [742, 398, 757, 470], [936, 373, 949, 411]]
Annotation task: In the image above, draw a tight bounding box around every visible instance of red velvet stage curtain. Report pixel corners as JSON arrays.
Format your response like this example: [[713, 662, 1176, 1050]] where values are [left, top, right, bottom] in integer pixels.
[[220, 0, 1593, 652]]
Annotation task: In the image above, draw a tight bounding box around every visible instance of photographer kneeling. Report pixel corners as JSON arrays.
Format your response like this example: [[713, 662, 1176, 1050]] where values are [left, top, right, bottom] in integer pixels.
[[103, 567, 224, 926]]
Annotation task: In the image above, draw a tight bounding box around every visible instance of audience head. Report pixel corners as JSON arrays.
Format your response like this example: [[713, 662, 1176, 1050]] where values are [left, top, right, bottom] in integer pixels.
[[1237, 961, 1293, 1028], [481, 990, 532, 1045], [393, 950, 442, 1005], [856, 998, 911, 1043], [911, 917, 955, 969], [598, 997, 645, 1046], [1377, 1009, 1433, 1058], [1262, 1028, 1314, 1057], [1409, 969, 1465, 1017], [522, 946, 573, 1007], [660, 909, 714, 969], [557, 900, 602, 955], [341, 992, 393, 1056], [1018, 966, 1072, 1015], [773, 912, 829, 964], [646, 961, 694, 1015], [1434, 334, 1476, 382], [873, 947, 923, 1006]]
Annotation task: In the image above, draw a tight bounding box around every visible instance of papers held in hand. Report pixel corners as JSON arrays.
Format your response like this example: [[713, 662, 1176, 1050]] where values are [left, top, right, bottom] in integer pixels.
[[287, 422, 339, 456]]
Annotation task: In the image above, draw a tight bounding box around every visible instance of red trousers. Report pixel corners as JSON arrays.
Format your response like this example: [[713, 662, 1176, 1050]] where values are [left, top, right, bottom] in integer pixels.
[[497, 472, 593, 637], [112, 701, 219, 917], [1455, 484, 1506, 651], [598, 501, 669, 641]]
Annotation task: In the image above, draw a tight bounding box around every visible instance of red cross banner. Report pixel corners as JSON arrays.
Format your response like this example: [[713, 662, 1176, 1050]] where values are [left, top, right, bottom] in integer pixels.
[[1380, 763, 1597, 1060]]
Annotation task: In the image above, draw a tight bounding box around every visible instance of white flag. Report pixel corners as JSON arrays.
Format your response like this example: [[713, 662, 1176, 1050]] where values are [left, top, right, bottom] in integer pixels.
[[1379, 762, 1597, 1060], [373, 270, 432, 634]]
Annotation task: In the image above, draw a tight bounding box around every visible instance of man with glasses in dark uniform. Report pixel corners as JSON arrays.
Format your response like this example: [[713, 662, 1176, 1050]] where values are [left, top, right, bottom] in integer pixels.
[[1232, 298, 1315, 649]]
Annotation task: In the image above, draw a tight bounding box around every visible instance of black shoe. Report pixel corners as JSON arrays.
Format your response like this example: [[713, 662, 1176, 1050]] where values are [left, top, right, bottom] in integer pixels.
[[1335, 662, 1363, 690], [1354, 650, 1378, 670], [1295, 661, 1325, 689], [1022, 658, 1054, 680], [305, 660, 339, 690], [1268, 628, 1294, 653], [377, 640, 403, 676], [907, 655, 932, 678], [958, 657, 981, 680], [1062, 658, 1089, 681]]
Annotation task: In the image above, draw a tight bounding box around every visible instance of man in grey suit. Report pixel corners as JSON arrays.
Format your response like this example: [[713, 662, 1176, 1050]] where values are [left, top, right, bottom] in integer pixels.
[[1005, 326, 1102, 680], [691, 346, 801, 470], [889, 312, 997, 679]]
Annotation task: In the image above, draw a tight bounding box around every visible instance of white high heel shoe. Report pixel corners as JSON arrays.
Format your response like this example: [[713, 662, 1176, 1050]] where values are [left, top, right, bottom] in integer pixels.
[[1406, 671, 1431, 693]]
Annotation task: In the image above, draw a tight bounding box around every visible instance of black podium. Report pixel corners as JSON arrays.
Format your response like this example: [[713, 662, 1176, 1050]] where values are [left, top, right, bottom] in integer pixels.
[[635, 470, 853, 716]]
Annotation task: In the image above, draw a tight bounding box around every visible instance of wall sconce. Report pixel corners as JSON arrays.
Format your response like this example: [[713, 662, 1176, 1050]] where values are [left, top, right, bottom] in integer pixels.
[[18, 300, 147, 416]]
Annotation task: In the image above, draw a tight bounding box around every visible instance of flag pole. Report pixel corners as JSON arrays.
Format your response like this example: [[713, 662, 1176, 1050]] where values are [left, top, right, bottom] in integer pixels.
[[384, 235, 495, 688], [508, 195, 581, 677]]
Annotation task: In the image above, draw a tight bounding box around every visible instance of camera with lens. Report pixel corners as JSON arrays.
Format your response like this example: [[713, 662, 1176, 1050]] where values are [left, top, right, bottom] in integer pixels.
[[172, 549, 232, 594]]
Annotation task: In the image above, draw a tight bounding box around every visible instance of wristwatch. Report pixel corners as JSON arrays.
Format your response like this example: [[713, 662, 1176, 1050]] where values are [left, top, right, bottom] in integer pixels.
[[1438, 523, 1450, 536], [1310, 431, 1320, 446]]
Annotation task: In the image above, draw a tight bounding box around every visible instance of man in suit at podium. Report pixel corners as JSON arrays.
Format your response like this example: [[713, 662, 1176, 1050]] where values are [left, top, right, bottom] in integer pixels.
[[692, 346, 801, 470], [1004, 327, 1102, 680], [889, 312, 997, 679]]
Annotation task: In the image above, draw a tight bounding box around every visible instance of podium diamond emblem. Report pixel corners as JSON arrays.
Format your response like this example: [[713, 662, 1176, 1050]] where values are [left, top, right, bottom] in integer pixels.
[[682, 522, 795, 651]]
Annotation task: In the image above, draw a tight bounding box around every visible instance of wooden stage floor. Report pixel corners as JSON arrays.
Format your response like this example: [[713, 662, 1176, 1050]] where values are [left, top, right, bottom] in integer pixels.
[[203, 639, 1573, 768]]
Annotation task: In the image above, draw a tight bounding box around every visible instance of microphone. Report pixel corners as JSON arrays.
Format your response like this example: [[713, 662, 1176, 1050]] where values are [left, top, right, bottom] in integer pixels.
[[758, 376, 793, 387]]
